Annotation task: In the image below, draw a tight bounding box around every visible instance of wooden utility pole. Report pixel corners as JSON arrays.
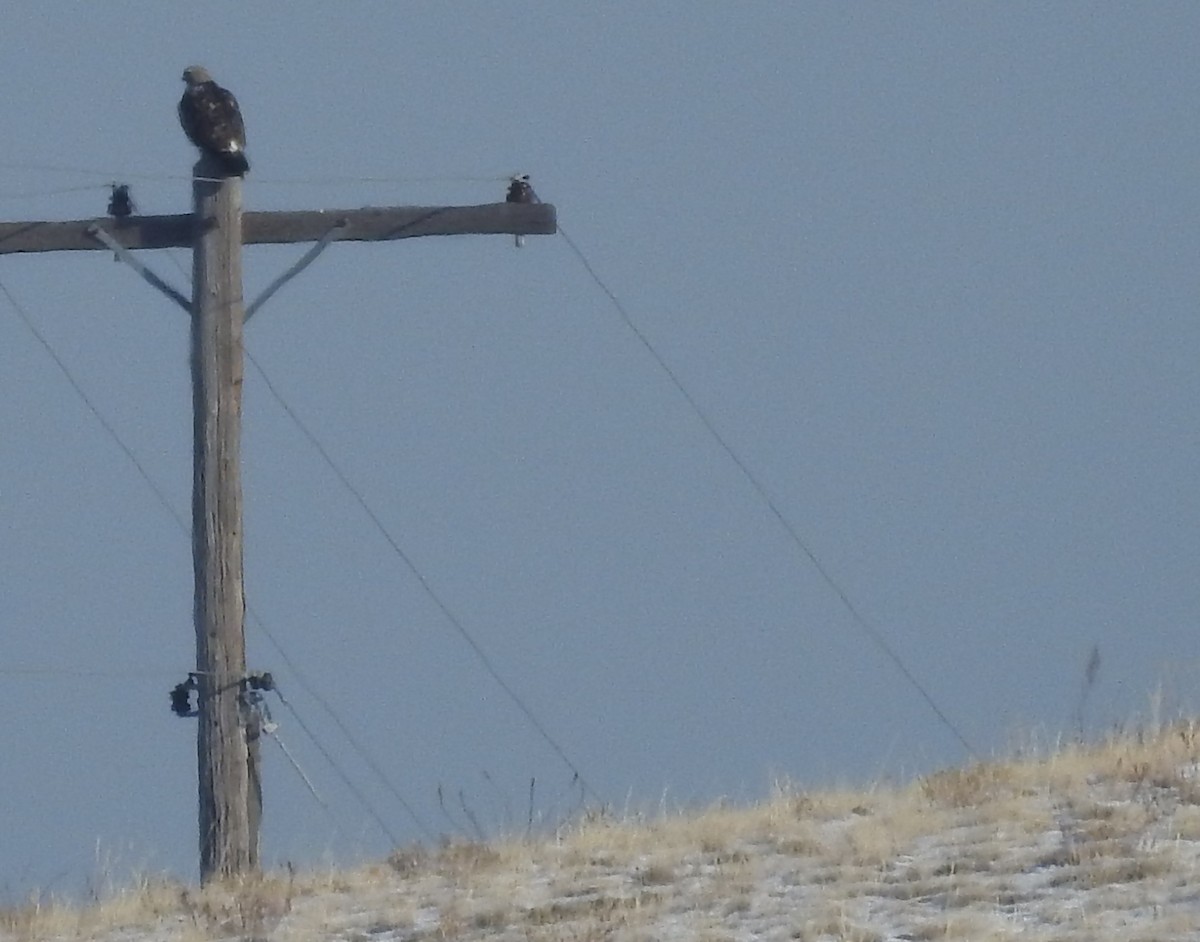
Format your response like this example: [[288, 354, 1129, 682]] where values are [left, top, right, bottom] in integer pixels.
[[190, 158, 254, 878], [0, 168, 555, 883]]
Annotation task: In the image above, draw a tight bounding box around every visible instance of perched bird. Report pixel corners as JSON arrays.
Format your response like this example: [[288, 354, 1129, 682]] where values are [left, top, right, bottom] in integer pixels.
[[505, 173, 538, 247], [178, 66, 250, 175], [107, 183, 135, 219]]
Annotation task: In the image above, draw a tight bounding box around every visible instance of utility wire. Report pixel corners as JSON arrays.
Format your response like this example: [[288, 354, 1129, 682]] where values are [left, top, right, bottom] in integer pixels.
[[0, 667, 217, 678], [0, 275, 180, 524], [244, 348, 604, 804], [557, 224, 977, 758], [0, 159, 510, 188], [0, 183, 112, 200], [263, 725, 334, 819], [267, 686, 406, 844], [243, 600, 436, 841], [254, 174, 512, 187]]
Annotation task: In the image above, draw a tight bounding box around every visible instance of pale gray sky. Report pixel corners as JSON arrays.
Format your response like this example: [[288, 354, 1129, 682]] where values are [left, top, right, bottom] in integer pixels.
[[1, 2, 1198, 897]]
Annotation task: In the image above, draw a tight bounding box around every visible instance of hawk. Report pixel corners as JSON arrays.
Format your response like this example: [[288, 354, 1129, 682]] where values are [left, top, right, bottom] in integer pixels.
[[506, 173, 538, 247], [178, 66, 250, 175]]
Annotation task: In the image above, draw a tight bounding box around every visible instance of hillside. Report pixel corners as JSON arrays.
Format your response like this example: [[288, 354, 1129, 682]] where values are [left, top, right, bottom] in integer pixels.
[[5, 723, 1200, 942]]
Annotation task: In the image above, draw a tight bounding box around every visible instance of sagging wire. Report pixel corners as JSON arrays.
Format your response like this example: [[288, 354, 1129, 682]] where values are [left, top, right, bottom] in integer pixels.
[[270, 683, 423, 845], [243, 348, 604, 806], [0, 275, 182, 526], [556, 221, 978, 758]]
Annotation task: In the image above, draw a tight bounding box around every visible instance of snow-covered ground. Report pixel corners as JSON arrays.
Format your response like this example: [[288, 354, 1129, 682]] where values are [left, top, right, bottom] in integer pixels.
[[6, 725, 1200, 941]]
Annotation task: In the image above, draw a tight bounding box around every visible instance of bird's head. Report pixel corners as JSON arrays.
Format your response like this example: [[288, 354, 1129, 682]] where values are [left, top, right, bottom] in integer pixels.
[[511, 173, 531, 185], [182, 65, 213, 86]]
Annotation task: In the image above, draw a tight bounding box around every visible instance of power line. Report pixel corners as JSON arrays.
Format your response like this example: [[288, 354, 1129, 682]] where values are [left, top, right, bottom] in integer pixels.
[[262, 725, 335, 822], [0, 666, 215, 679], [244, 348, 604, 805], [242, 600, 436, 841], [0, 159, 512, 188], [0, 275, 181, 526], [557, 224, 977, 758], [0, 183, 112, 201], [253, 174, 513, 187], [269, 685, 418, 846]]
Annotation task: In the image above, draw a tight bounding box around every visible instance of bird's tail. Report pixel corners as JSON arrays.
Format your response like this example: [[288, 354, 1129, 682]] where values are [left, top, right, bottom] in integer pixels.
[[514, 234, 524, 248]]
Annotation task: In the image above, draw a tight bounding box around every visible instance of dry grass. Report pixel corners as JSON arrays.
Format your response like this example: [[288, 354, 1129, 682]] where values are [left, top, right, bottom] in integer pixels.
[[5, 720, 1200, 942]]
